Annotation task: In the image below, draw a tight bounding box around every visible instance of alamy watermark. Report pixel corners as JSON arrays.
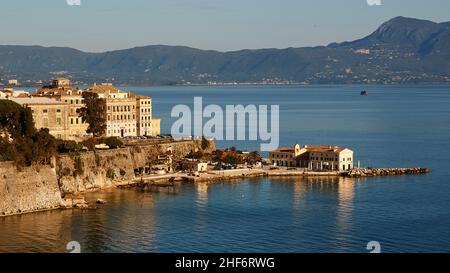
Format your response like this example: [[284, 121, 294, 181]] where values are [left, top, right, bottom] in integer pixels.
[[66, 241, 81, 253], [171, 97, 279, 152], [366, 0, 382, 6], [367, 241, 381, 253], [66, 0, 81, 6]]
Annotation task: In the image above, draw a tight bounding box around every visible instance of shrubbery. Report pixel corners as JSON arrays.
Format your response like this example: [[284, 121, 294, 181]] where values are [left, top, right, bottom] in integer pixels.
[[82, 137, 123, 151], [57, 140, 84, 153], [0, 100, 56, 167]]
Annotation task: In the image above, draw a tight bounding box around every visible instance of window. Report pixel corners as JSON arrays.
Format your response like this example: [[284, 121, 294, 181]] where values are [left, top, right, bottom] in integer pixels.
[[71, 118, 74, 125], [57, 118, 62, 126], [43, 109, 48, 114], [57, 109, 61, 113]]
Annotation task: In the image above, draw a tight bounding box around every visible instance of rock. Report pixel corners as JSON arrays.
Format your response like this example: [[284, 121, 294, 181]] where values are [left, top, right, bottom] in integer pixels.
[[75, 203, 89, 209], [60, 196, 88, 209], [96, 199, 107, 204]]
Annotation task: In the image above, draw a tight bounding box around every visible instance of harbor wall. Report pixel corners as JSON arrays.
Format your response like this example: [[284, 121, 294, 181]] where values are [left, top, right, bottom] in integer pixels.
[[0, 162, 62, 216], [56, 140, 215, 195], [0, 140, 215, 216]]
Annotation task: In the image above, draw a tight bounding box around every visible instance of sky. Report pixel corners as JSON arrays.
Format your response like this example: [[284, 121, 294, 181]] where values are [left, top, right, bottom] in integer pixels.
[[0, 0, 449, 52]]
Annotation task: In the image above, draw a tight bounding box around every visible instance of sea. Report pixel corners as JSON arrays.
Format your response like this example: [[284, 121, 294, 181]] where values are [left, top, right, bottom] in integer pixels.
[[1, 85, 449, 253]]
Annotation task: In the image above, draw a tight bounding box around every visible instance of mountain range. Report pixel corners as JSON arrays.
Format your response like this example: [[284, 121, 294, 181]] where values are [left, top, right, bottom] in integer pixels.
[[1, 16, 450, 86]]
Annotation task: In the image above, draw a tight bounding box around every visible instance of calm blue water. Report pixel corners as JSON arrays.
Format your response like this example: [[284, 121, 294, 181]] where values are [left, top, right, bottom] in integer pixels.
[[1, 85, 450, 253]]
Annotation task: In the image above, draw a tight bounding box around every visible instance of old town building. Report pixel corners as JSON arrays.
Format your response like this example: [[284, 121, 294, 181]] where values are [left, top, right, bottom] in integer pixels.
[[269, 144, 354, 171], [8, 97, 70, 140], [87, 83, 138, 138], [35, 78, 89, 138], [130, 94, 152, 136]]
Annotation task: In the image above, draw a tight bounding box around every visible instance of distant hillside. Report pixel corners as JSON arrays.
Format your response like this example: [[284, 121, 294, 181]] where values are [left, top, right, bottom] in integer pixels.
[[1, 16, 450, 85]]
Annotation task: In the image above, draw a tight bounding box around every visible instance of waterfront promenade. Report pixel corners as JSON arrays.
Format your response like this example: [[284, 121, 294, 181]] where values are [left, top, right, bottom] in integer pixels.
[[130, 167, 430, 186]]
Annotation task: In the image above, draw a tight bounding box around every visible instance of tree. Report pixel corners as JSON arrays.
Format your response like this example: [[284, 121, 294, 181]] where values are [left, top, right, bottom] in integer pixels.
[[31, 128, 57, 164], [0, 100, 56, 167], [103, 137, 123, 149], [0, 100, 36, 138], [246, 151, 262, 165], [201, 136, 210, 150], [79, 92, 107, 137]]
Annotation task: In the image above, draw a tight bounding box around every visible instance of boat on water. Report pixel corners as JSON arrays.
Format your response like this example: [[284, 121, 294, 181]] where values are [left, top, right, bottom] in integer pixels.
[[361, 90, 368, 96]]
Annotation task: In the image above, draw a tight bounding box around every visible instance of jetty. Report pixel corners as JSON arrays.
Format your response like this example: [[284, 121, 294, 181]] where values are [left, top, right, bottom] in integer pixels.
[[126, 167, 430, 186], [341, 168, 430, 178]]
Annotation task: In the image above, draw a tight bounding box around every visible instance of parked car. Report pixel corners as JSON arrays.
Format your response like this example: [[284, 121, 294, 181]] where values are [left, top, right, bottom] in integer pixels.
[[95, 144, 110, 150]]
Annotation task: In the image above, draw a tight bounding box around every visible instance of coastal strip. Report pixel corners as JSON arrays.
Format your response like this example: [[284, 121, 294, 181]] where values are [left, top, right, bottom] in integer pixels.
[[130, 167, 431, 186]]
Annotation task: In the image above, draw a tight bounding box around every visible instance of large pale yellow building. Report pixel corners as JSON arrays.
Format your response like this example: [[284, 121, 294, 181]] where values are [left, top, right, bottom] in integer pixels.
[[130, 94, 152, 136], [87, 83, 137, 138], [35, 79, 89, 138], [29, 79, 161, 139], [7, 97, 70, 140], [269, 144, 354, 171], [151, 118, 161, 136]]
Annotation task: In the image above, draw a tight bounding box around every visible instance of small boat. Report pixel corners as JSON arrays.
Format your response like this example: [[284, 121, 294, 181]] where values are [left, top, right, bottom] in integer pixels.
[[361, 90, 368, 96]]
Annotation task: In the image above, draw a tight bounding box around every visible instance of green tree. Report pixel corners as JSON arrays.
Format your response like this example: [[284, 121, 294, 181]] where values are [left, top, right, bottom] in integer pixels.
[[0, 100, 56, 166], [0, 100, 36, 138], [103, 137, 123, 149], [201, 136, 210, 150], [78, 92, 107, 137], [31, 128, 57, 164]]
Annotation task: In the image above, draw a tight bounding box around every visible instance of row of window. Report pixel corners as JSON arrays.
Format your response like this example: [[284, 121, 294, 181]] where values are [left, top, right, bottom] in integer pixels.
[[312, 157, 339, 162], [40, 117, 62, 127], [137, 123, 151, 128], [108, 105, 135, 112], [35, 109, 62, 114], [141, 108, 151, 113], [70, 117, 83, 125], [272, 154, 293, 159], [107, 128, 136, 134], [107, 114, 136, 121], [64, 99, 84, 105], [141, 100, 151, 105]]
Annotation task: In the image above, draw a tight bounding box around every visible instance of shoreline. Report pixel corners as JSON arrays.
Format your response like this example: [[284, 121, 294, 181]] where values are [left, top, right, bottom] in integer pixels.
[[128, 167, 431, 185], [0, 167, 430, 218]]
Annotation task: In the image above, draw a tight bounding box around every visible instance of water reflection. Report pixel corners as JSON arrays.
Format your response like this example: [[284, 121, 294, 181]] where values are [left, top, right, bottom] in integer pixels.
[[335, 178, 355, 251], [0, 210, 75, 253]]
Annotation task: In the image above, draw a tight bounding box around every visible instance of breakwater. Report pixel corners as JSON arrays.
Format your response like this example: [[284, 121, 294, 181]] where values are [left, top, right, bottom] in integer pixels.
[[341, 168, 430, 178], [130, 167, 431, 187]]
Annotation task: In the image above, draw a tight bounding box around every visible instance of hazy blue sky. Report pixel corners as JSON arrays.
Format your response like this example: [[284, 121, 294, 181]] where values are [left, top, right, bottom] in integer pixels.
[[0, 0, 449, 52]]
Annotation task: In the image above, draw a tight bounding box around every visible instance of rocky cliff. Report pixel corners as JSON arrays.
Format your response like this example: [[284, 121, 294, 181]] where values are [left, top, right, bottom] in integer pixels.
[[0, 162, 62, 216], [0, 139, 215, 216], [56, 140, 215, 195]]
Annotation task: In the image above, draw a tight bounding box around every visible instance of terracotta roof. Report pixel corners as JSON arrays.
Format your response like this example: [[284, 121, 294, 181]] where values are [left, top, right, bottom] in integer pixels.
[[271, 145, 350, 154], [8, 97, 65, 105], [88, 84, 126, 94], [271, 147, 295, 153], [129, 93, 151, 99], [305, 146, 347, 153]]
